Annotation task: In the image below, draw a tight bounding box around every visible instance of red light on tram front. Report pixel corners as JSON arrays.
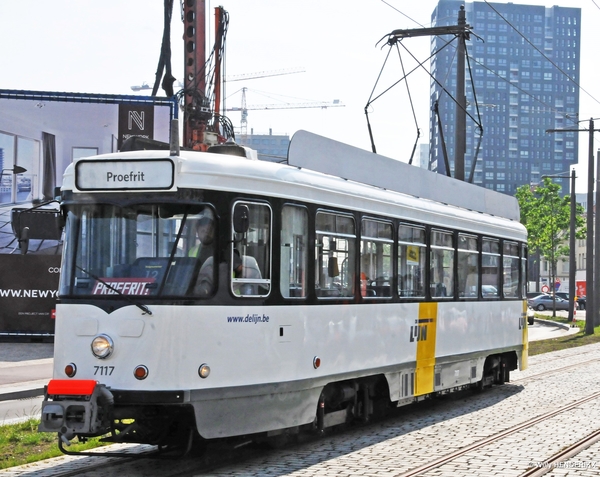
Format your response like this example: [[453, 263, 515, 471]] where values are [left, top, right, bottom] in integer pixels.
[[64, 363, 77, 378], [134, 365, 149, 380]]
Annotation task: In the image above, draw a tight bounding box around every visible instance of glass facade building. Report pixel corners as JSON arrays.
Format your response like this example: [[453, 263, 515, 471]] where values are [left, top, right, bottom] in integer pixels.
[[237, 130, 290, 163], [429, 1, 581, 195]]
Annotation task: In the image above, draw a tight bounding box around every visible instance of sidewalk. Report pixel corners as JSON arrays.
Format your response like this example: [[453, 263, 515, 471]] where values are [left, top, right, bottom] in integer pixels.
[[0, 342, 53, 401]]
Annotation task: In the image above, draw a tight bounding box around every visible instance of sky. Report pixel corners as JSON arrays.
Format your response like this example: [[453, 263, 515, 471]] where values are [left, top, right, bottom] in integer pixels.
[[2, 0, 600, 192]]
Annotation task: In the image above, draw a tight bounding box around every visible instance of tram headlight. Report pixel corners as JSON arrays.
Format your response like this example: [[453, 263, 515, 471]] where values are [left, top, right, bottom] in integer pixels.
[[198, 363, 211, 378], [91, 334, 114, 359]]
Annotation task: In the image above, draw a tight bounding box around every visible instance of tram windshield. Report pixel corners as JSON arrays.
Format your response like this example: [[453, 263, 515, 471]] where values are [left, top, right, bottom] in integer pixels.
[[59, 202, 217, 298]]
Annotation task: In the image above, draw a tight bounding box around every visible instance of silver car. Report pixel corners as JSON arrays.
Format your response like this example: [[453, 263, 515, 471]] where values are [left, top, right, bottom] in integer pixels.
[[527, 294, 570, 311]]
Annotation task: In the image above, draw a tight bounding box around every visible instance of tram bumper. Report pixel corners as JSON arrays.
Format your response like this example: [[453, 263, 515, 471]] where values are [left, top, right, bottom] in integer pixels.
[[38, 379, 114, 442]]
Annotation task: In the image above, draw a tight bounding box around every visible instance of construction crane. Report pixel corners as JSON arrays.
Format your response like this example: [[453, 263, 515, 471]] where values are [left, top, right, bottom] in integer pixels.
[[153, 2, 342, 148], [226, 87, 345, 136], [225, 68, 306, 82]]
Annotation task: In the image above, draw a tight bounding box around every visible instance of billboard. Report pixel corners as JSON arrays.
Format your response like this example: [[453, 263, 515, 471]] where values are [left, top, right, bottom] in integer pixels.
[[0, 90, 176, 337]]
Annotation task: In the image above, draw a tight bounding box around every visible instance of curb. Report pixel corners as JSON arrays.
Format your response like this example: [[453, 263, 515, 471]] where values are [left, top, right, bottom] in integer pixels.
[[0, 387, 45, 402], [0, 380, 47, 402], [534, 317, 576, 331]]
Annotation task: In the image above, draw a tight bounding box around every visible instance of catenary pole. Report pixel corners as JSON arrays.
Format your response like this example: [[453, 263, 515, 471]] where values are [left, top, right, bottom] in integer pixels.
[[585, 120, 595, 334], [454, 6, 467, 181], [547, 119, 599, 333]]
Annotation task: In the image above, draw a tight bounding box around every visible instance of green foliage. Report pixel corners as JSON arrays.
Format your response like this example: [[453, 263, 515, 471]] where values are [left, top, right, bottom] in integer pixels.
[[0, 418, 106, 470], [515, 177, 585, 271]]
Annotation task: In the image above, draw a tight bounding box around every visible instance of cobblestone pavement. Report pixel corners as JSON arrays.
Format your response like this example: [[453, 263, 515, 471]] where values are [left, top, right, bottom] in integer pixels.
[[2, 343, 600, 476]]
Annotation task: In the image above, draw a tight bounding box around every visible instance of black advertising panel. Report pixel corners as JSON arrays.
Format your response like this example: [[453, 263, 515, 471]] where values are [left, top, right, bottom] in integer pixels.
[[0, 254, 60, 335], [118, 103, 155, 149]]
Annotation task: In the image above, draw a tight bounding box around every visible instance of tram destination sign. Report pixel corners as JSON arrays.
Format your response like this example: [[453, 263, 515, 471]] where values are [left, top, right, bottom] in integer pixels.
[[75, 159, 174, 191]]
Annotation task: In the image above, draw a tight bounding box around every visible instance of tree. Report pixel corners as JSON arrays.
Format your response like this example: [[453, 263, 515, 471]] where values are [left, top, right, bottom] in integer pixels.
[[515, 177, 585, 295]]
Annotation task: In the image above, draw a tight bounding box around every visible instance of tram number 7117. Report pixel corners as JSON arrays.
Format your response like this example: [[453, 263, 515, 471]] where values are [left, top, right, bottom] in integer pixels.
[[94, 366, 115, 376]]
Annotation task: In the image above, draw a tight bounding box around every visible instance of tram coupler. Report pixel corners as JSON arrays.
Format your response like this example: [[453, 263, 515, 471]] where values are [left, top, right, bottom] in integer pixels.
[[38, 379, 114, 443]]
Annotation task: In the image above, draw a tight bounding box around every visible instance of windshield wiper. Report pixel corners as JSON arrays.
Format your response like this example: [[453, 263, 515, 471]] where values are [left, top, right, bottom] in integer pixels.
[[156, 213, 189, 297], [75, 265, 153, 315]]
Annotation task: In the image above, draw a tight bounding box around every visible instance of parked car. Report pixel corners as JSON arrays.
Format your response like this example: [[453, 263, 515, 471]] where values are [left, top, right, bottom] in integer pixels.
[[526, 291, 547, 300], [482, 285, 498, 297], [528, 294, 570, 311], [554, 292, 586, 310]]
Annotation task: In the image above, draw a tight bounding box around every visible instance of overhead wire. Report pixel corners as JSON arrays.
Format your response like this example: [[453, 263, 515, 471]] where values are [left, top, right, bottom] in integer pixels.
[[364, 35, 461, 155], [384, 1, 595, 138], [396, 43, 421, 164]]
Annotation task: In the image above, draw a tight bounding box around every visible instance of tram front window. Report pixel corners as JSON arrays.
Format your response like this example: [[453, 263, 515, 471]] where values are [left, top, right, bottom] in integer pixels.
[[59, 203, 217, 298]]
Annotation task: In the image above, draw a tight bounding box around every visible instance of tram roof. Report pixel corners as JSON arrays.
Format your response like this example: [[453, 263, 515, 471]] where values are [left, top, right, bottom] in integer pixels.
[[287, 131, 520, 222], [62, 130, 524, 239]]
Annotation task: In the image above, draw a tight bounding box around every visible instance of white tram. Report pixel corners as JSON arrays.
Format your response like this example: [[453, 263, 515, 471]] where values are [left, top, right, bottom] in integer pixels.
[[38, 130, 528, 451]]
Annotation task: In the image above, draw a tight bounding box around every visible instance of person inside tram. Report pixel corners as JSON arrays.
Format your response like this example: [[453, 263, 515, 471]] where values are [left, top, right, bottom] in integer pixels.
[[231, 248, 263, 295], [188, 212, 215, 261], [189, 211, 216, 296]]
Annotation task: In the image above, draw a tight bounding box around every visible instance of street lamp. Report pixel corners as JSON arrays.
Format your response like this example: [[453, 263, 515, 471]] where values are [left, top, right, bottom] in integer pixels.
[[541, 170, 577, 323], [1, 165, 27, 175], [0, 166, 28, 187]]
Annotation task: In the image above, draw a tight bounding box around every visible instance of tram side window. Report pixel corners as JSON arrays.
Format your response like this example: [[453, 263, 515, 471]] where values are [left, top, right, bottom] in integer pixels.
[[315, 211, 355, 298], [361, 219, 393, 298], [482, 238, 500, 298], [458, 234, 479, 298], [503, 241, 520, 298], [430, 229, 454, 299], [280, 205, 308, 298], [398, 224, 426, 298], [231, 202, 272, 297]]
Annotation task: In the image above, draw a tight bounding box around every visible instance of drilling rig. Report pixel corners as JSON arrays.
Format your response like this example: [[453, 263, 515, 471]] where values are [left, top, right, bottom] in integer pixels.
[[176, 0, 234, 150]]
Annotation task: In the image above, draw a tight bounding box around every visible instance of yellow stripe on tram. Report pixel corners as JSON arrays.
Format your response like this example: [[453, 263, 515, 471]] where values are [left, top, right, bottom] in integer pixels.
[[414, 302, 438, 396], [521, 300, 529, 370]]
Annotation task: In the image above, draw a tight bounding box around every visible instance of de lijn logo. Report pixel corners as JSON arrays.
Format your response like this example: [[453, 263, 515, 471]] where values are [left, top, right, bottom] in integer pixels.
[[410, 318, 433, 342]]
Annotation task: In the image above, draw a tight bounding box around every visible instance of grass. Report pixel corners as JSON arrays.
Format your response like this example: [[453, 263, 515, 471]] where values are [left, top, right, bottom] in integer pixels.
[[528, 313, 600, 356], [2, 316, 600, 469], [0, 418, 107, 470]]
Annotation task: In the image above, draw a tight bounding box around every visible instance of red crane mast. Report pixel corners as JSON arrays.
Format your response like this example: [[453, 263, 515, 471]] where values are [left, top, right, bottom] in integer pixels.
[[181, 1, 230, 150]]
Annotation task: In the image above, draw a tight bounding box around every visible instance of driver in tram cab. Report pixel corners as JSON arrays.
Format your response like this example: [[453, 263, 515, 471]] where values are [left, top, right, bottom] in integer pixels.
[[189, 210, 216, 296]]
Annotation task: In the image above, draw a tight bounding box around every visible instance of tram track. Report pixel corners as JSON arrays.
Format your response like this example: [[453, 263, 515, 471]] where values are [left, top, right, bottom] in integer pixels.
[[36, 387, 600, 477], [511, 357, 599, 383], [396, 389, 600, 477], [520, 428, 600, 476]]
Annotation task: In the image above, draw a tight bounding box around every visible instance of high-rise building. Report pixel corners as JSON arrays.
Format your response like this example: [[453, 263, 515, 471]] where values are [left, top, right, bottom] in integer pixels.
[[429, 1, 581, 195]]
